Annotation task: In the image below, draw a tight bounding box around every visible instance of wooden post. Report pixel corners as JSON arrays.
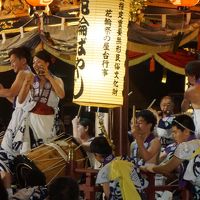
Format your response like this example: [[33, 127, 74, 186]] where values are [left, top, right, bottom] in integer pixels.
[[112, 51, 129, 155]]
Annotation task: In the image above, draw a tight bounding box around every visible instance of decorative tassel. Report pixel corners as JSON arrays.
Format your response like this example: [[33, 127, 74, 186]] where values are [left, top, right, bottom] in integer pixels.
[[149, 56, 155, 72]]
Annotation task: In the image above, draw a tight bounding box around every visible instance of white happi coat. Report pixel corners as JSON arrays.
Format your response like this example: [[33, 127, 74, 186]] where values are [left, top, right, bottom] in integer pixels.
[[1, 79, 59, 156]]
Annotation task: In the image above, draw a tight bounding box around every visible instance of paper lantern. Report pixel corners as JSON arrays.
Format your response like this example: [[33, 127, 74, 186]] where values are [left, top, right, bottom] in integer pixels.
[[26, 0, 53, 6], [170, 0, 199, 7], [73, 0, 130, 108]]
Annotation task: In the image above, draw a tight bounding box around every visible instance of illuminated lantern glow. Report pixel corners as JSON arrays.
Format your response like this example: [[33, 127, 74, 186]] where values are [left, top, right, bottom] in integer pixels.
[[170, 0, 199, 7], [73, 0, 131, 108], [26, 0, 53, 6]]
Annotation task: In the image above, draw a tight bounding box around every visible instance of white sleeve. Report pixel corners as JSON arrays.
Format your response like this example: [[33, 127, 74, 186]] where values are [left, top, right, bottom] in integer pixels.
[[96, 164, 110, 185]]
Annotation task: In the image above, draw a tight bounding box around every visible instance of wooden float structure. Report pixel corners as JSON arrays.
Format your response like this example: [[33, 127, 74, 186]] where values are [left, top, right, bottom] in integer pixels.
[[0, 1, 199, 199]]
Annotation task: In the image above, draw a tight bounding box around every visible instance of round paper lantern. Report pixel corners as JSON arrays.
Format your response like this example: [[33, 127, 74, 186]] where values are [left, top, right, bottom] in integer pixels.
[[26, 0, 53, 7], [170, 0, 199, 7]]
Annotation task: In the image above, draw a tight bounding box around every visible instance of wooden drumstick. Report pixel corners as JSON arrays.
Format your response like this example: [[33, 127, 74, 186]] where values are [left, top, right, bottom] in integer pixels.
[[147, 99, 156, 109], [128, 91, 133, 96], [77, 106, 82, 118], [132, 105, 136, 127]]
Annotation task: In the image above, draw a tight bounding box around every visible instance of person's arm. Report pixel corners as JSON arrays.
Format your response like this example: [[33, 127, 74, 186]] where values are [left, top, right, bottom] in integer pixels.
[[72, 116, 81, 143], [138, 138, 161, 162], [148, 108, 162, 123], [0, 84, 14, 103], [82, 141, 92, 152], [145, 156, 182, 177], [18, 73, 34, 104], [159, 150, 168, 163], [102, 182, 110, 200], [0, 71, 26, 98], [96, 165, 110, 200], [43, 69, 65, 99], [181, 90, 191, 112]]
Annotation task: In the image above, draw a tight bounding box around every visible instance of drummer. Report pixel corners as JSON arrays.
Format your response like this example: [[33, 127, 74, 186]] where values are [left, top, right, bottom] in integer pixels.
[[130, 109, 161, 166], [72, 116, 95, 167], [154, 96, 175, 147]]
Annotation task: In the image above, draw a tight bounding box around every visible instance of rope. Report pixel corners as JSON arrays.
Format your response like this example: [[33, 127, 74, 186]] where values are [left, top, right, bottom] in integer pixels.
[[28, 147, 57, 161], [30, 157, 63, 162], [46, 164, 66, 185], [28, 136, 73, 161], [42, 160, 66, 173], [46, 142, 68, 161]]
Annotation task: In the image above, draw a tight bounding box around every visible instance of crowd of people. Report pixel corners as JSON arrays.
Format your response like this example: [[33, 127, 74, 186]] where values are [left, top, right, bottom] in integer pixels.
[[0, 46, 200, 199]]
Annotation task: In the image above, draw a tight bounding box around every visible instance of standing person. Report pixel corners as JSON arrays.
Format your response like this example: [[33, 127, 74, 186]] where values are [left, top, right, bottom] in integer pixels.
[[130, 109, 161, 166], [6, 49, 65, 154], [0, 47, 32, 172], [181, 60, 200, 138]]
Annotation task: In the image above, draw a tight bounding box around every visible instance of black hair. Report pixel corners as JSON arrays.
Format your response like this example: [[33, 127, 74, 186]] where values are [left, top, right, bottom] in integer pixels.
[[172, 114, 195, 135], [34, 50, 52, 65], [79, 118, 94, 137], [90, 136, 112, 157], [48, 176, 79, 200], [9, 46, 32, 66], [136, 109, 157, 131], [185, 60, 200, 80]]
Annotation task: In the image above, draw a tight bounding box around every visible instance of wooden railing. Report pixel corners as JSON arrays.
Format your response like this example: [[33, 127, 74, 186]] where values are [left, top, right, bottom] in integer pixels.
[[67, 161, 192, 200], [75, 168, 102, 200]]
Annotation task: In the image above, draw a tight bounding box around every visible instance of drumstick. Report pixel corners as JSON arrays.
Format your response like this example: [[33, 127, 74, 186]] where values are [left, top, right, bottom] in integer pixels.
[[77, 106, 82, 118], [128, 91, 133, 96], [147, 99, 156, 109], [132, 105, 136, 127]]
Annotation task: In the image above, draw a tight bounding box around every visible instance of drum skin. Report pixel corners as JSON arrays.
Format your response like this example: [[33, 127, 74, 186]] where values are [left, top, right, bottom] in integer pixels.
[[14, 136, 88, 187]]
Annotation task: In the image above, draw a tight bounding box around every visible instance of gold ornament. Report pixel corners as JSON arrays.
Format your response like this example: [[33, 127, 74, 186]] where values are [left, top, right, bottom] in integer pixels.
[[130, 0, 146, 23]]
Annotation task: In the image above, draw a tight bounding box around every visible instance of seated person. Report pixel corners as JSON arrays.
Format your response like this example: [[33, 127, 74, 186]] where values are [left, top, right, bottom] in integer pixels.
[[150, 96, 175, 147], [90, 136, 146, 200], [130, 109, 161, 166], [47, 176, 80, 200], [72, 116, 95, 168], [143, 114, 198, 199]]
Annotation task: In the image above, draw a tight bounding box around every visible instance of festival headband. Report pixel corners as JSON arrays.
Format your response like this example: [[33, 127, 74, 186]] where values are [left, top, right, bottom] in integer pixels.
[[173, 119, 196, 134]]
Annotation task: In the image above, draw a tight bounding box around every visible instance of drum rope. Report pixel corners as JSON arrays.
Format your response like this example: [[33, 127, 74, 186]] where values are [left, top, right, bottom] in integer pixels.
[[31, 157, 64, 162], [42, 160, 66, 172], [28, 148, 61, 161], [74, 144, 82, 151], [46, 143, 68, 161], [46, 164, 66, 185], [27, 138, 74, 161]]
